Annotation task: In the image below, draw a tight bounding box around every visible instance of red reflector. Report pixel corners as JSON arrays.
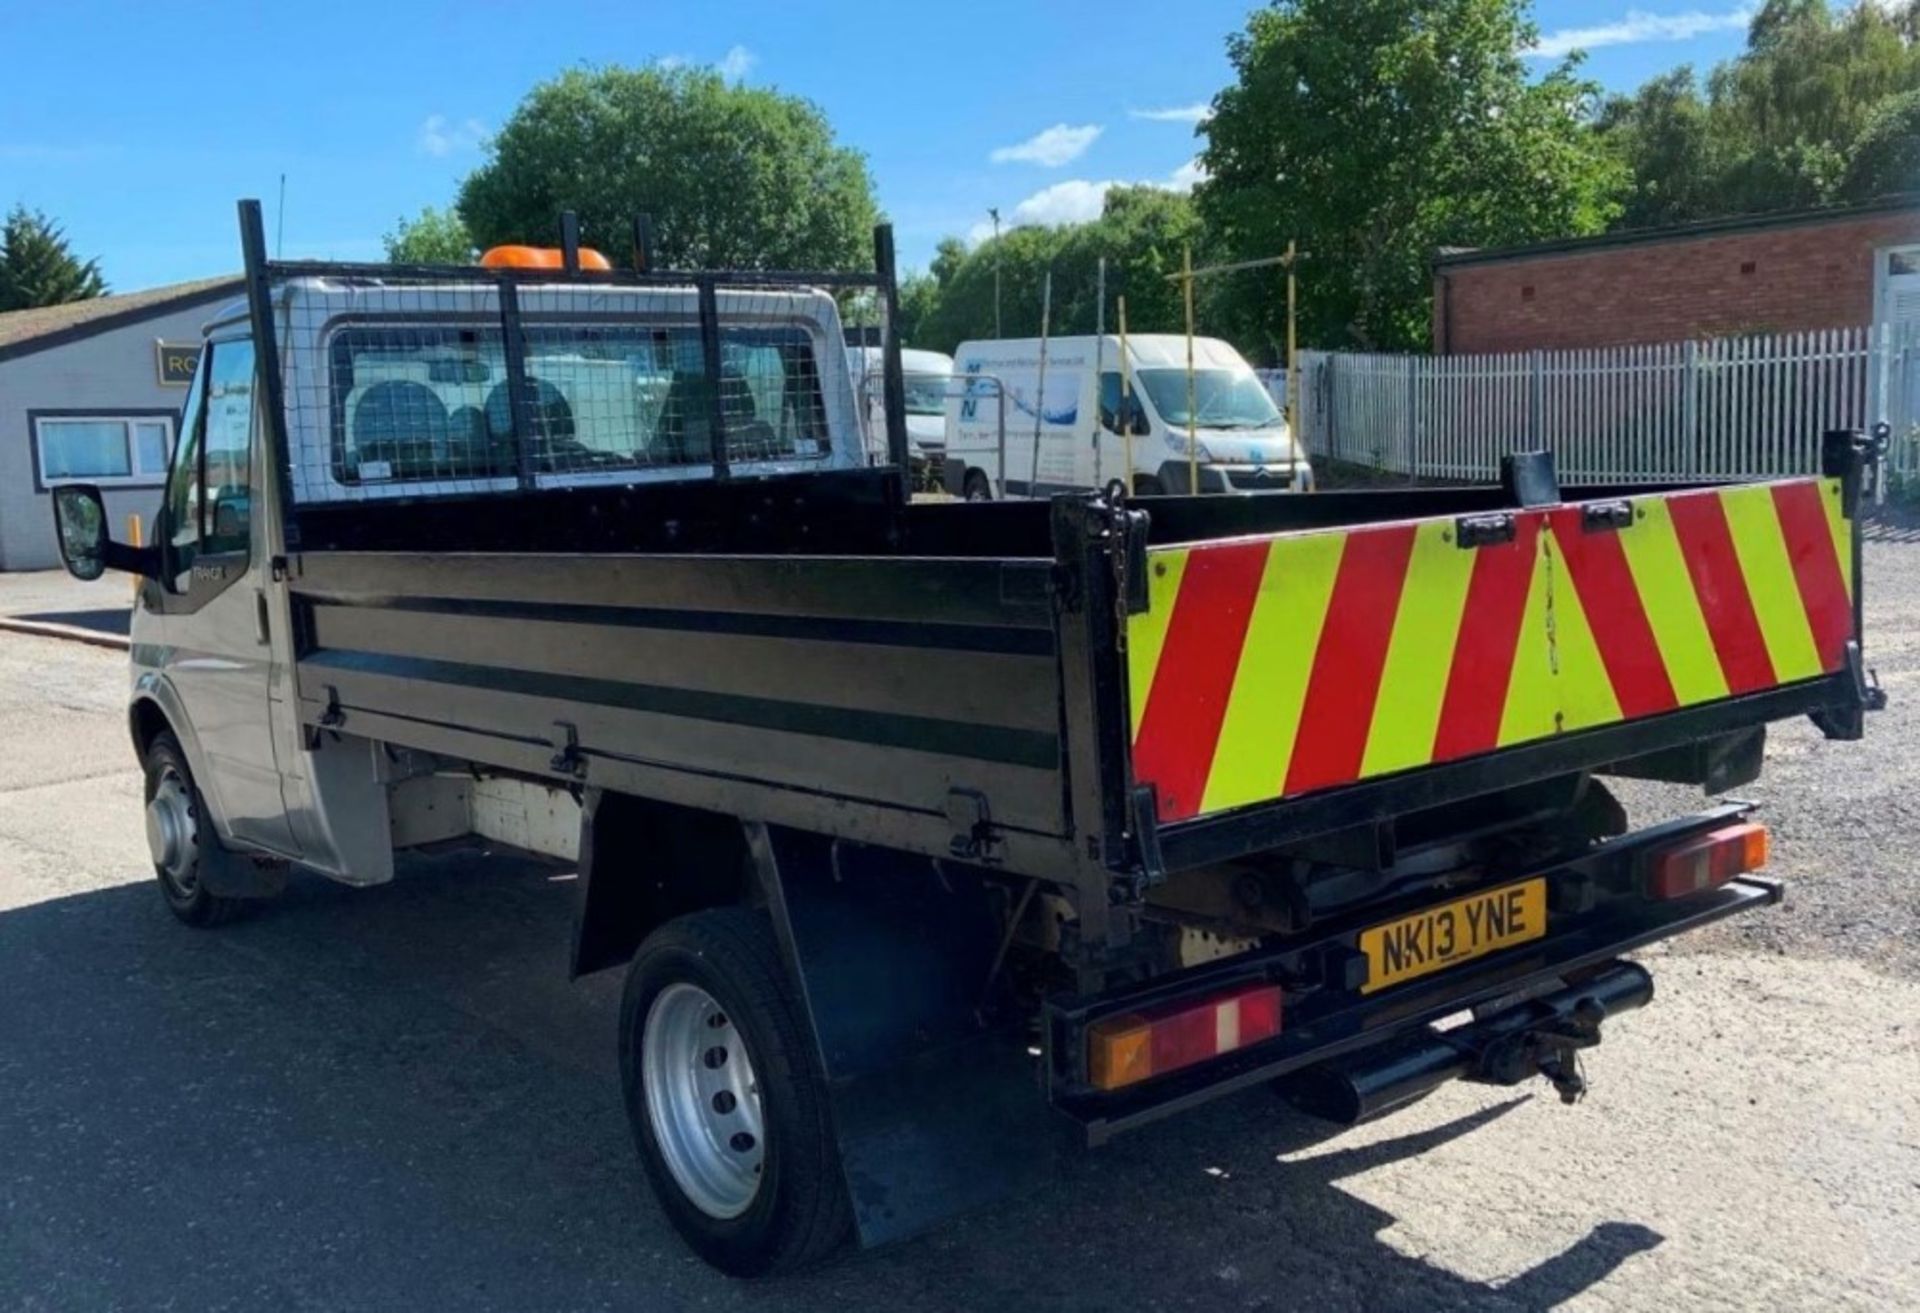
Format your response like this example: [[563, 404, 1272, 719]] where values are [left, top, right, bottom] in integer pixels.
[[1088, 982, 1283, 1091], [1646, 822, 1769, 900]]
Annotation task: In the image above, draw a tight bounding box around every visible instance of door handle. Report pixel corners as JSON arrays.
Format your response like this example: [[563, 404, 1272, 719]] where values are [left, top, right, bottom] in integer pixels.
[[254, 589, 271, 645]]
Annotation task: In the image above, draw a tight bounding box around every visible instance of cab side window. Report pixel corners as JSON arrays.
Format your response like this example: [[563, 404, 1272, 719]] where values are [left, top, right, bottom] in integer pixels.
[[1099, 371, 1148, 435], [164, 353, 209, 592], [162, 338, 255, 593], [202, 341, 256, 556]]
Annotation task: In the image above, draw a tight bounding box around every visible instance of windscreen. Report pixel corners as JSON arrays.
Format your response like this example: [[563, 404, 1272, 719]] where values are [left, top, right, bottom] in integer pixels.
[[1136, 368, 1283, 430], [901, 371, 949, 417], [327, 323, 831, 486]]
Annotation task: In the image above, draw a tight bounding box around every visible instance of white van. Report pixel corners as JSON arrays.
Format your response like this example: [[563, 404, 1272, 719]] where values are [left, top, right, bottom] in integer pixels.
[[941, 334, 1312, 499], [847, 345, 953, 467]]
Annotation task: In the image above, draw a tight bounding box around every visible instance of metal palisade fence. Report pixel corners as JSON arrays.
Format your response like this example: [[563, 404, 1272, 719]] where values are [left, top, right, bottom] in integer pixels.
[[1296, 325, 1920, 486]]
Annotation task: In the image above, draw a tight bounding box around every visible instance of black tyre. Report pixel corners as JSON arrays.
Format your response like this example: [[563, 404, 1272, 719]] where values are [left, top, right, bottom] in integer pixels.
[[619, 908, 851, 1276], [1134, 475, 1166, 496], [142, 731, 248, 928], [962, 469, 992, 502]]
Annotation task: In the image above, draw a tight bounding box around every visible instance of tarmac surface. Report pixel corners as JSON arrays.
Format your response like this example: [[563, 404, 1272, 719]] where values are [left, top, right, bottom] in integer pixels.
[[0, 543, 1915, 1311]]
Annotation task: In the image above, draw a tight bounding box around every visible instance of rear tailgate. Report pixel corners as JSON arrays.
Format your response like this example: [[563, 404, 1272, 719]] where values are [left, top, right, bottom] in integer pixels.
[[1124, 473, 1863, 858]]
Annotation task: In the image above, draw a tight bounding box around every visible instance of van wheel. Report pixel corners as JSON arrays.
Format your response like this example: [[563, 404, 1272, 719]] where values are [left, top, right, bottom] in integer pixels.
[[620, 908, 852, 1276], [963, 470, 992, 502], [1134, 475, 1166, 496], [142, 732, 248, 928]]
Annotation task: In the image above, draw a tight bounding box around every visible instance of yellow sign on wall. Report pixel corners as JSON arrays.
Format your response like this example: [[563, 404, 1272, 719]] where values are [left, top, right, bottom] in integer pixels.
[[155, 341, 200, 387]]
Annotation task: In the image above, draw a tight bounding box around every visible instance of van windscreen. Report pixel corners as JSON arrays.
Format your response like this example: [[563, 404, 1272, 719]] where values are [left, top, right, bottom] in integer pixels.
[[1135, 368, 1282, 430]]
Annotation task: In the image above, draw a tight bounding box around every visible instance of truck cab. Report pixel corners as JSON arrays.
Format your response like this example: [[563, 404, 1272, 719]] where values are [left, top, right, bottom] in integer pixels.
[[115, 266, 869, 905]]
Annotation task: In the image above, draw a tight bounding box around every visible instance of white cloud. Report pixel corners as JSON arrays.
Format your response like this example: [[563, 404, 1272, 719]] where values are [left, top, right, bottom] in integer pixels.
[[990, 123, 1103, 167], [969, 159, 1202, 242], [1525, 6, 1753, 59], [655, 46, 756, 81], [1166, 157, 1208, 191], [416, 114, 486, 157], [1129, 103, 1211, 124]]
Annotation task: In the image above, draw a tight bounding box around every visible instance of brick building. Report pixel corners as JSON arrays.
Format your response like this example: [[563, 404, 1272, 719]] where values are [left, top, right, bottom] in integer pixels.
[[1433, 195, 1920, 354]]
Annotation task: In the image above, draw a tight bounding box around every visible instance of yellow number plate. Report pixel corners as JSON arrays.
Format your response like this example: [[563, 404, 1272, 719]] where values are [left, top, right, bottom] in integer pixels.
[[1359, 878, 1547, 995]]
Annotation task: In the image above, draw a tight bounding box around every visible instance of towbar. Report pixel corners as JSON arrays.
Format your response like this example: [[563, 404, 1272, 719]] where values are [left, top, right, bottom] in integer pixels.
[[1283, 960, 1655, 1125]]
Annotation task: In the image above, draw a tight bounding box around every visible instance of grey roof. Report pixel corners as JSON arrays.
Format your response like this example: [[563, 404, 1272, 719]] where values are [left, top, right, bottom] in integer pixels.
[[0, 275, 243, 363]]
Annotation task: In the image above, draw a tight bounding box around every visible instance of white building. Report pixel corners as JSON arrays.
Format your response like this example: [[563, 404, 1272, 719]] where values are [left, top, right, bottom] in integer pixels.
[[0, 276, 239, 570]]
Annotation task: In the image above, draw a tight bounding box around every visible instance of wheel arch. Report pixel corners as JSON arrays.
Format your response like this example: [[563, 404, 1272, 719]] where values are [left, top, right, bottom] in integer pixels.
[[571, 789, 755, 978], [128, 695, 173, 761]]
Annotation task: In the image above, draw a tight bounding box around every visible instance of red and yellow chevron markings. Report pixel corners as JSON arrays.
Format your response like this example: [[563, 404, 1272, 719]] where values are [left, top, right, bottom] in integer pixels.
[[1128, 477, 1855, 823]]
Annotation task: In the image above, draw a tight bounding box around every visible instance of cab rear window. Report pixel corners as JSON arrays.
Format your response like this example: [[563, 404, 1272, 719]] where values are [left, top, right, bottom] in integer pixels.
[[325, 322, 831, 486]]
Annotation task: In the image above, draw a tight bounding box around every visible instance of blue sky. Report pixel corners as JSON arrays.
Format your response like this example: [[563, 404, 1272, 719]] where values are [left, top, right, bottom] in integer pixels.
[[0, 1, 1762, 290]]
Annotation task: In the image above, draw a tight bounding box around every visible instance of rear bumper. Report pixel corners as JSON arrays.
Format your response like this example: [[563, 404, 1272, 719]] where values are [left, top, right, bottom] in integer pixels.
[[1045, 807, 1783, 1145]]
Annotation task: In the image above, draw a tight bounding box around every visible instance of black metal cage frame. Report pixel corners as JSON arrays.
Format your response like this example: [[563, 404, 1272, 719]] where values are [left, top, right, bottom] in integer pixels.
[[235, 198, 913, 543]]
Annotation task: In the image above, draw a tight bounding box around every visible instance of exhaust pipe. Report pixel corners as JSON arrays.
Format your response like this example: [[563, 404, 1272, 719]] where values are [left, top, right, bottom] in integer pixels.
[[1284, 961, 1655, 1125]]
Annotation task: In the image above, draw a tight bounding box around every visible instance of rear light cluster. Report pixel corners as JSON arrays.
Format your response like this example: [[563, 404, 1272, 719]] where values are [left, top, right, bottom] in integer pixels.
[[1645, 822, 1770, 900], [1087, 981, 1283, 1091]]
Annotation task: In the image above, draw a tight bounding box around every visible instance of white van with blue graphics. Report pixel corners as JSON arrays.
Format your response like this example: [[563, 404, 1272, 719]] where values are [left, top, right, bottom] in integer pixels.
[[941, 333, 1312, 499]]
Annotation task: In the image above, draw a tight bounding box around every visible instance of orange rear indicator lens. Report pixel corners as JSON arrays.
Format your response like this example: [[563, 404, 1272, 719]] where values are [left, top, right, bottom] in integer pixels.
[[1645, 822, 1770, 900], [479, 244, 613, 271], [1087, 981, 1283, 1091]]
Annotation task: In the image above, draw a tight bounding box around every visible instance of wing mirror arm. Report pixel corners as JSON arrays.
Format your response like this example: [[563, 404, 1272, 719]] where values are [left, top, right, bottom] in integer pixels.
[[102, 539, 162, 579]]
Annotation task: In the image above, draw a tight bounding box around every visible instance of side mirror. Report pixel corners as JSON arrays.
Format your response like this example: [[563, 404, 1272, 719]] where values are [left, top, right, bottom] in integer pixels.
[[50, 484, 160, 582], [51, 485, 109, 581]]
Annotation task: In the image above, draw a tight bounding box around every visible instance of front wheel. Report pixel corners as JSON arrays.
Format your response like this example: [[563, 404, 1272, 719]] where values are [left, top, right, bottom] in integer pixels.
[[619, 908, 852, 1276], [142, 731, 249, 928], [962, 469, 993, 502]]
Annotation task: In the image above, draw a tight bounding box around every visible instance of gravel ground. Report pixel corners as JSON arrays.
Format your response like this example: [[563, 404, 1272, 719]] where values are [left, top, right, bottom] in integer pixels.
[[0, 538, 1915, 1310], [1609, 533, 1920, 978]]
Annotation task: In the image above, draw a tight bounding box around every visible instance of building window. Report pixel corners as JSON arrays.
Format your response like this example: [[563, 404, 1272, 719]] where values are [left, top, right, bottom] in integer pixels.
[[34, 414, 174, 488]]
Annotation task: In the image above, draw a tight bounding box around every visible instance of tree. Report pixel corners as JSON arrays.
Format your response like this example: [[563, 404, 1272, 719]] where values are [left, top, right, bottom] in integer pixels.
[[457, 65, 877, 271], [384, 205, 475, 263], [889, 236, 964, 346], [1840, 87, 1920, 201], [0, 206, 106, 311], [1197, 0, 1623, 352], [1705, 0, 1919, 211], [911, 186, 1205, 355], [1605, 1, 1920, 226], [1597, 69, 1727, 230]]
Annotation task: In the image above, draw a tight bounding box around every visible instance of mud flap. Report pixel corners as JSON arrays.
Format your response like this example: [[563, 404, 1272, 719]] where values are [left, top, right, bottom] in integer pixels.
[[198, 840, 289, 900], [746, 823, 1065, 1248]]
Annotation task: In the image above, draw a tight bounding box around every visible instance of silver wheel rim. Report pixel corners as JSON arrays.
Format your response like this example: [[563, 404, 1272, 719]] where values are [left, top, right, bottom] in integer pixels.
[[642, 982, 766, 1219], [147, 766, 199, 896]]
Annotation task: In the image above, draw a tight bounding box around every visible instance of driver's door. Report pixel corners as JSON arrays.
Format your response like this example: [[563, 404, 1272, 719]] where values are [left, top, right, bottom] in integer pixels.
[[143, 336, 297, 855]]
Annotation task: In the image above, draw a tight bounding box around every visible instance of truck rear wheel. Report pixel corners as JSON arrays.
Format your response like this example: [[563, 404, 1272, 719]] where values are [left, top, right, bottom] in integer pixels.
[[963, 469, 992, 502], [619, 908, 851, 1275], [142, 732, 248, 928]]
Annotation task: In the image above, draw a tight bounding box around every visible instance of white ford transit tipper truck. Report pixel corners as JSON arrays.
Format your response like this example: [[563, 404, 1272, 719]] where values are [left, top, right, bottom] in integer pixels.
[[49, 199, 1882, 1278]]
